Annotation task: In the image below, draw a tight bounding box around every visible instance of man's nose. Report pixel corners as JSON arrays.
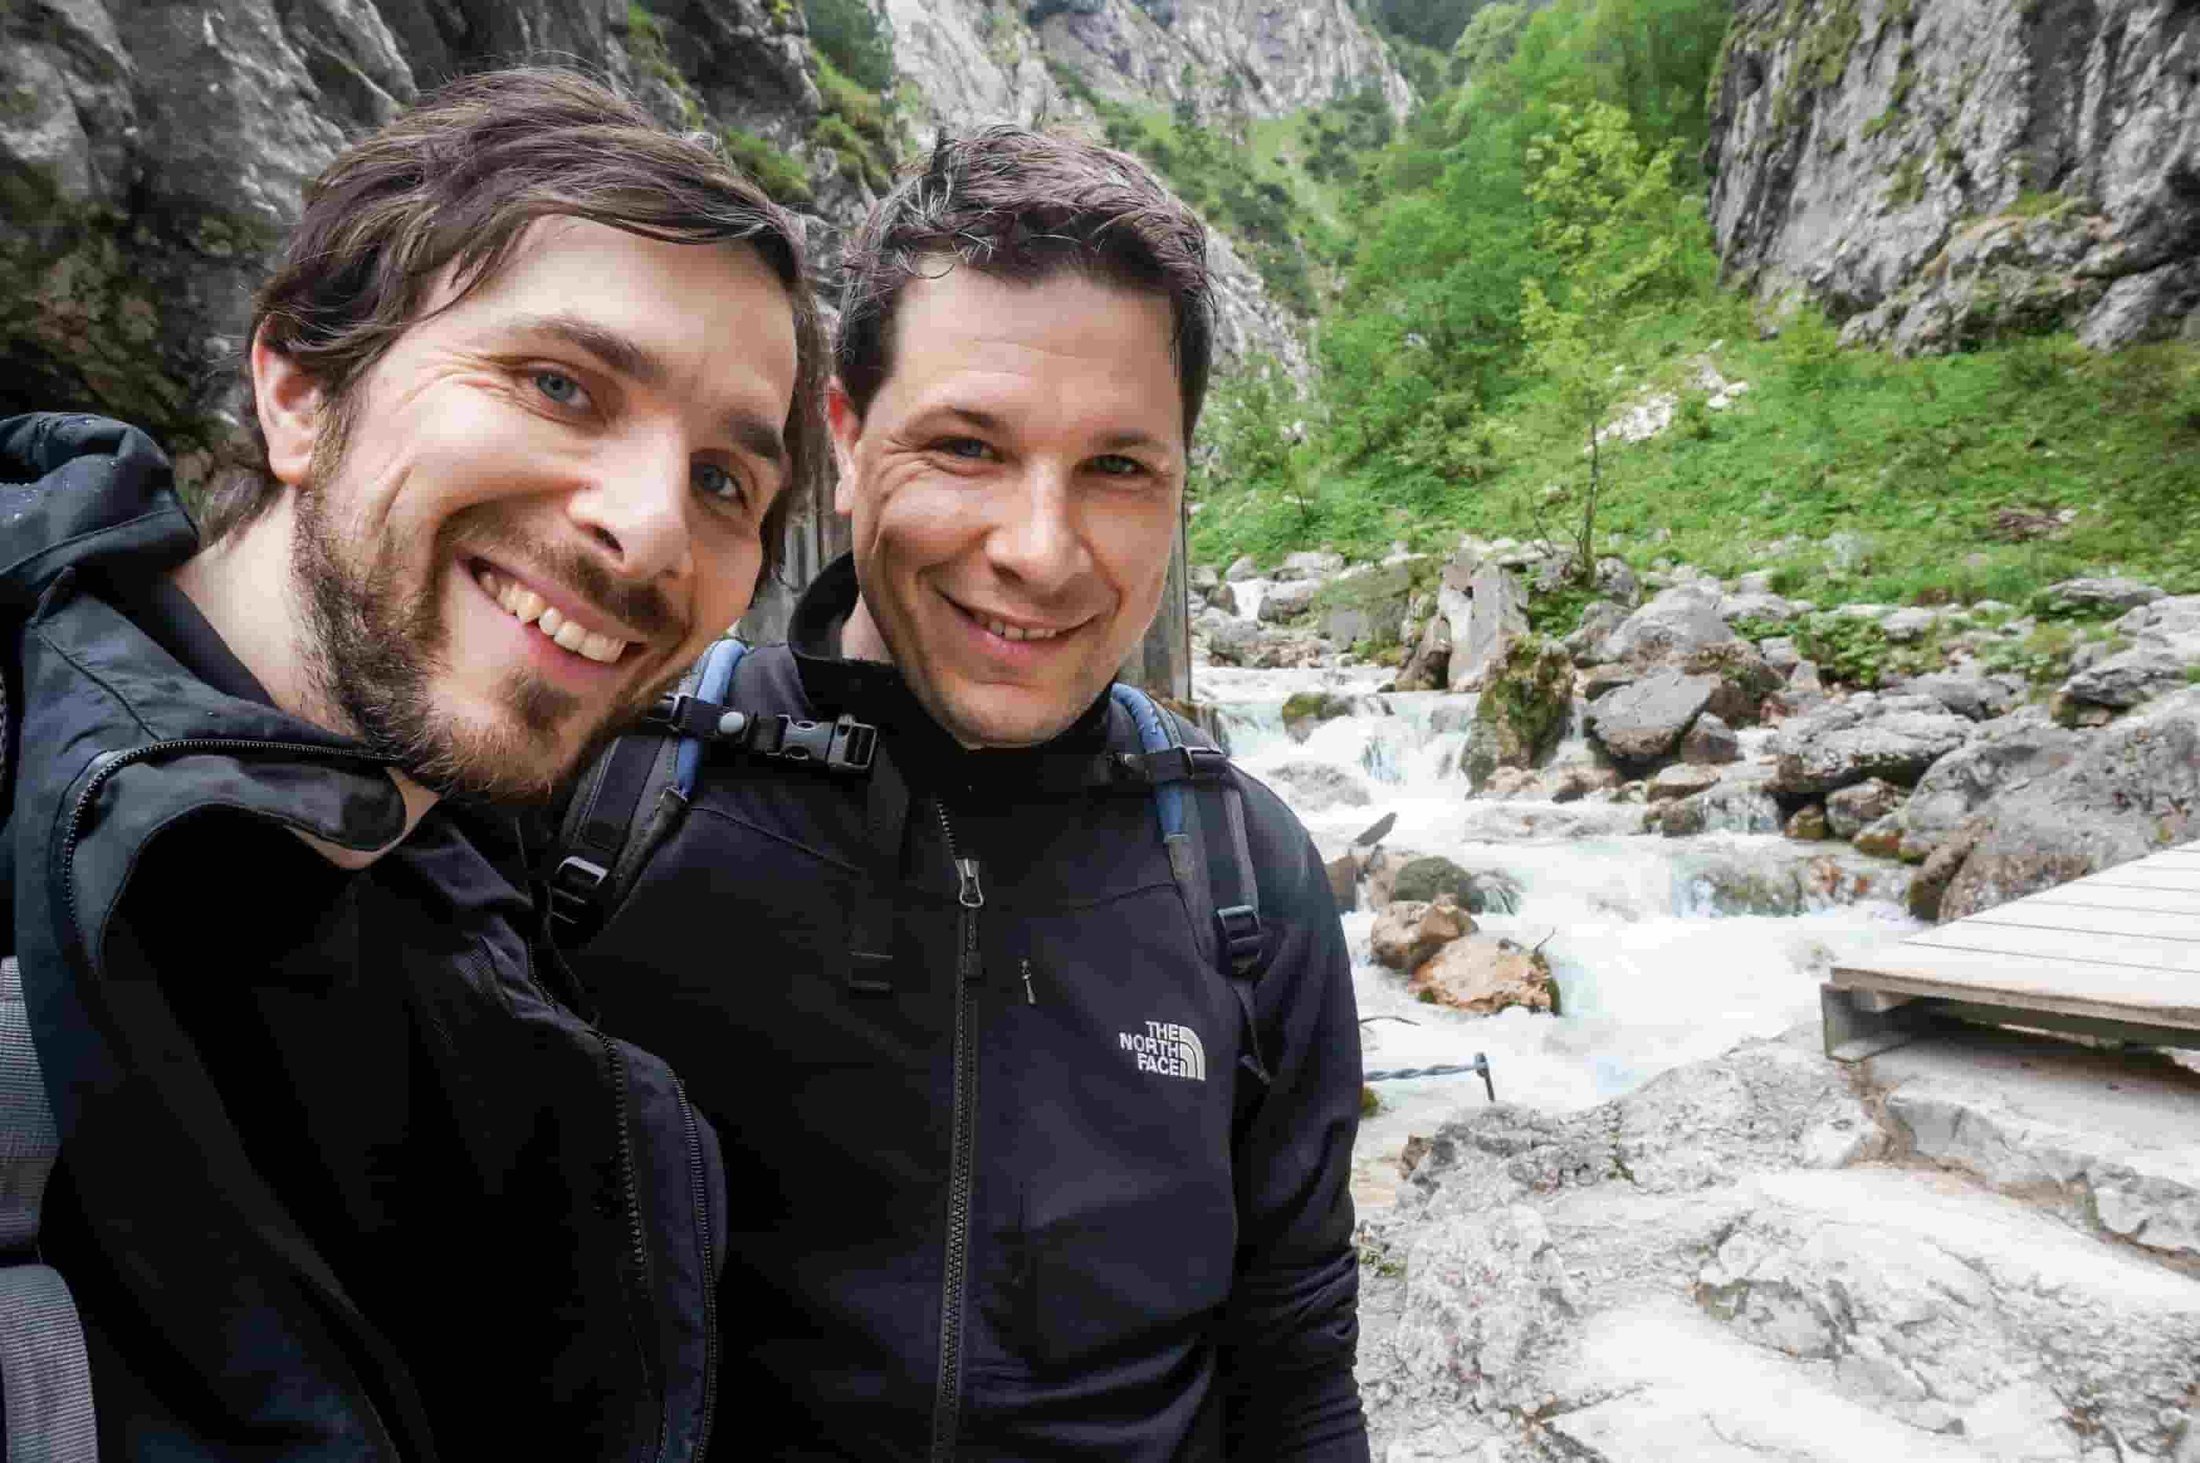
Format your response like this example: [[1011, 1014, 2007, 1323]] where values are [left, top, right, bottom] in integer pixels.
[[565, 430, 694, 586], [987, 463, 1089, 594]]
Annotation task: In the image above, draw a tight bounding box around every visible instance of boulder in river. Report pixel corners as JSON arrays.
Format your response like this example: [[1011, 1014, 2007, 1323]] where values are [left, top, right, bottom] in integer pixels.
[[1825, 776, 1904, 838], [1280, 690, 1354, 741], [1464, 635, 1572, 789], [1679, 711, 1740, 765], [1651, 783, 1783, 837], [1370, 896, 1473, 973], [1852, 813, 1904, 859], [1394, 612, 1451, 691], [1897, 707, 2082, 861], [1679, 640, 1783, 725], [1785, 802, 1832, 841], [1602, 583, 1736, 667], [1768, 700, 1972, 795], [1257, 578, 1320, 623], [1447, 562, 1529, 692], [1376, 853, 1522, 914], [1647, 763, 1722, 803], [1938, 688, 2200, 920], [1407, 934, 1555, 1016], [1266, 760, 1372, 810], [1681, 848, 1909, 915], [1584, 668, 1718, 764], [1223, 554, 1261, 582]]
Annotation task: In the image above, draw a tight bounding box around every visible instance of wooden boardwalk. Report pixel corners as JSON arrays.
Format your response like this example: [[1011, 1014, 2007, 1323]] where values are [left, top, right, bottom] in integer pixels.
[[1825, 844, 2200, 1060]]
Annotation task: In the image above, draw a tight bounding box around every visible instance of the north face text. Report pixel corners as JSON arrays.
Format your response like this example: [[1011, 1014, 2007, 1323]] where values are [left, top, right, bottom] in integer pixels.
[[1119, 1020, 1205, 1081]]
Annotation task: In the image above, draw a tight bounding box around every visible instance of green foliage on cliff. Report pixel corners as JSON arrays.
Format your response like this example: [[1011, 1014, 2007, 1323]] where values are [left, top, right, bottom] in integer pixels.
[[1188, 0, 2200, 613]]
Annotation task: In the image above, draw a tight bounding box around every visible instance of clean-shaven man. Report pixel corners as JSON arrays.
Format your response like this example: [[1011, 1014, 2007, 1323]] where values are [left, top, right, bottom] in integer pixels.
[[2, 68, 820, 1459], [571, 128, 1369, 1460]]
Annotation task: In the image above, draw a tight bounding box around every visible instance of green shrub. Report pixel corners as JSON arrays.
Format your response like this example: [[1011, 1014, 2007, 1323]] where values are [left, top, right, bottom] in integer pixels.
[[802, 0, 893, 92], [720, 130, 813, 204]]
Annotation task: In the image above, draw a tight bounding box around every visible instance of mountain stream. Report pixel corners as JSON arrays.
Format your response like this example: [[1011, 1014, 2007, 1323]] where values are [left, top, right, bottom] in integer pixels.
[[1194, 663, 1925, 1211]]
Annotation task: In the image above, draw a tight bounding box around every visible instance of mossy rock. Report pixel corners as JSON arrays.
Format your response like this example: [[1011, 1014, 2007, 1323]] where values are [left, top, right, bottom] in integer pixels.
[[1465, 634, 1572, 788], [1387, 856, 1522, 913], [1281, 690, 1354, 741]]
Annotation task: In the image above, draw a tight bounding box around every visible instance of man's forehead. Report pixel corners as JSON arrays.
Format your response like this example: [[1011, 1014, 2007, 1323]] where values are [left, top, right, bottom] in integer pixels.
[[881, 265, 1181, 408]]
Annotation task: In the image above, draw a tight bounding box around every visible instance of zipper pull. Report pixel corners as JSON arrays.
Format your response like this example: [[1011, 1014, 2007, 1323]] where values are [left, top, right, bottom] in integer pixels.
[[955, 857, 985, 910], [1018, 959, 1036, 1006]]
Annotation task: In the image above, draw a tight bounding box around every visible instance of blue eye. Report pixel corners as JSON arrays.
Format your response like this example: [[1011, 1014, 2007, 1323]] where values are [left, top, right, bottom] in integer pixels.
[[694, 462, 746, 506], [534, 370, 587, 408], [1092, 454, 1146, 477], [935, 437, 992, 460]]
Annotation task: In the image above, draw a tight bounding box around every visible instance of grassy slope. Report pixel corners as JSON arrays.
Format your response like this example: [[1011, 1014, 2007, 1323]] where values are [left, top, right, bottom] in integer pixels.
[[1191, 304, 2200, 609]]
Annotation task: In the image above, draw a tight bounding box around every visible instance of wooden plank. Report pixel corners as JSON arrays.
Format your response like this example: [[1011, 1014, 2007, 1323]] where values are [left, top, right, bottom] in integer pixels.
[[2067, 865, 2200, 893], [1831, 946, 2200, 1029], [1959, 903, 2200, 943], [1908, 922, 2200, 974], [2025, 885, 2200, 916]]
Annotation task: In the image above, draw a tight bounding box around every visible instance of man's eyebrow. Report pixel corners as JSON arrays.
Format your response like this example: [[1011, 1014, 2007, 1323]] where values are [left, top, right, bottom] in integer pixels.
[[1093, 428, 1172, 454], [914, 407, 1171, 456], [510, 312, 787, 475], [512, 313, 667, 388]]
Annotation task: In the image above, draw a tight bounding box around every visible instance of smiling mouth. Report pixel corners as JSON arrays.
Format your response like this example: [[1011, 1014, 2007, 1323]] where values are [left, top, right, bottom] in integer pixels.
[[472, 563, 632, 665], [951, 598, 1087, 644]]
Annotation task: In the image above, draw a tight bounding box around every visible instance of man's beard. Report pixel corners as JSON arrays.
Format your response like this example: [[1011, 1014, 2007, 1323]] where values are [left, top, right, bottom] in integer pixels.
[[290, 472, 681, 805]]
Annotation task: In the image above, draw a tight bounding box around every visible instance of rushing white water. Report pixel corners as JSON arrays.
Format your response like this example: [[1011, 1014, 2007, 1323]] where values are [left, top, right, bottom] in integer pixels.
[[1194, 662, 1923, 1207]]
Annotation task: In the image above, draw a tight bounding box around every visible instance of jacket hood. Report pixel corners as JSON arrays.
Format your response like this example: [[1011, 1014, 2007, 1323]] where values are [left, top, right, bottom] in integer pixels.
[[0, 413, 200, 609]]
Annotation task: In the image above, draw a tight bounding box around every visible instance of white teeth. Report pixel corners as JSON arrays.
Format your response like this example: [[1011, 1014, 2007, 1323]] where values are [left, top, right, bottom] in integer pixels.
[[984, 616, 1058, 643], [480, 566, 629, 661]]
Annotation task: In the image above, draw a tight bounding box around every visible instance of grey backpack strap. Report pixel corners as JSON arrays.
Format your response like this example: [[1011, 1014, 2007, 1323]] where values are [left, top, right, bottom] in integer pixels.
[[0, 957, 96, 1461]]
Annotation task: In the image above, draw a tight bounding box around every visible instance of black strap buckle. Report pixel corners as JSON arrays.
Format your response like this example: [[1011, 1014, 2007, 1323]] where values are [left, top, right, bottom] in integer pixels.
[[1215, 903, 1264, 978], [545, 854, 610, 937], [759, 714, 875, 774], [650, 693, 743, 741]]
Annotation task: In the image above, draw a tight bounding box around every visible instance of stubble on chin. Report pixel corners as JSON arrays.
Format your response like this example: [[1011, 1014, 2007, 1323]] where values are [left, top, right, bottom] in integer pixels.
[[291, 485, 601, 805]]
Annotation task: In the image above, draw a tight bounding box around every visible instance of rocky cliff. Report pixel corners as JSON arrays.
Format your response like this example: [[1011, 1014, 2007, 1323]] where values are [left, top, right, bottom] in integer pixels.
[[1705, 0, 2200, 352], [0, 0, 1401, 480]]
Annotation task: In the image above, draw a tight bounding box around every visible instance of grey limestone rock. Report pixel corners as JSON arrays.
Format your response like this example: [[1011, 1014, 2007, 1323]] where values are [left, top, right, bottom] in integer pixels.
[[1899, 670, 2024, 722], [1769, 701, 1973, 795], [1586, 668, 1718, 764], [1603, 583, 1737, 668], [1255, 577, 1318, 623], [1679, 709, 1741, 765], [1445, 562, 1528, 693], [2041, 576, 2168, 615], [1940, 689, 2200, 919], [1825, 776, 1904, 839], [1222, 553, 1260, 582], [1706, 0, 2200, 349], [1271, 549, 1344, 583]]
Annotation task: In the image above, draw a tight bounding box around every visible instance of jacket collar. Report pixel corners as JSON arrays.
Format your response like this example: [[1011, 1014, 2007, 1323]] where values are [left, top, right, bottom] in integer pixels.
[[787, 553, 1113, 797]]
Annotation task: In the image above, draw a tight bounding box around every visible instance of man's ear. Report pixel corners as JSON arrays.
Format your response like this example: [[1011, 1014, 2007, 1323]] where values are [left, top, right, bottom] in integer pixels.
[[250, 325, 323, 490], [825, 378, 863, 518]]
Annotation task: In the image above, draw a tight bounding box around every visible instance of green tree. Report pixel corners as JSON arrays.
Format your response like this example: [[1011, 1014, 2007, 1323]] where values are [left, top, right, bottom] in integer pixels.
[[1518, 100, 1692, 581]]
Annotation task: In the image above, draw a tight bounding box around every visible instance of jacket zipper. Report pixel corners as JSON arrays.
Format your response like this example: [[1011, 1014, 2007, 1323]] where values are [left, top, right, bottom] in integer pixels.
[[930, 801, 984, 1463], [594, 1033, 666, 1463], [672, 1076, 719, 1462], [59, 737, 400, 942]]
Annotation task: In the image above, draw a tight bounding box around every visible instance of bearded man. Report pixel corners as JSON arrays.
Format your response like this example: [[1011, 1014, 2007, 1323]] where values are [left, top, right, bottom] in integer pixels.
[[0, 68, 820, 1459]]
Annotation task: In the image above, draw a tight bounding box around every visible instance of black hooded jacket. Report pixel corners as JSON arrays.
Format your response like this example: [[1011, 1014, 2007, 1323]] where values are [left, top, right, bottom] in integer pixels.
[[0, 413, 724, 1461], [570, 554, 1369, 1461]]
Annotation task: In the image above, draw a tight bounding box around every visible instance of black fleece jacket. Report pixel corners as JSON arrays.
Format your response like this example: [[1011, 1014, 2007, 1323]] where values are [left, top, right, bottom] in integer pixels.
[[571, 554, 1369, 1461]]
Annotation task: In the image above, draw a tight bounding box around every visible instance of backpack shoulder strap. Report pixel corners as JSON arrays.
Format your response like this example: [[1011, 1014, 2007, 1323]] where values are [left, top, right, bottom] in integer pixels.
[[544, 638, 752, 946], [1108, 685, 1271, 1087]]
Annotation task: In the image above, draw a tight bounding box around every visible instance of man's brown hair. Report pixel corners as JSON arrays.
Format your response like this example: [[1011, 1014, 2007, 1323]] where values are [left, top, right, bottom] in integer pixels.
[[835, 127, 1215, 439], [206, 67, 826, 573]]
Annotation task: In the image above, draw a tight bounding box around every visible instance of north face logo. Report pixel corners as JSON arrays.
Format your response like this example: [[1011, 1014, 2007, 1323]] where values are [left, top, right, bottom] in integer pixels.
[[1119, 1020, 1206, 1081]]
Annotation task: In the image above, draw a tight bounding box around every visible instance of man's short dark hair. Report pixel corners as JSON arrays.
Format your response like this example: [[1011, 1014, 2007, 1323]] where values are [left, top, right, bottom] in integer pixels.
[[834, 127, 1215, 439], [205, 67, 826, 574]]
